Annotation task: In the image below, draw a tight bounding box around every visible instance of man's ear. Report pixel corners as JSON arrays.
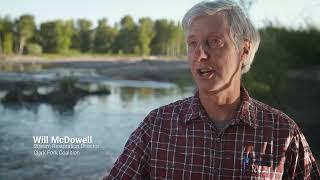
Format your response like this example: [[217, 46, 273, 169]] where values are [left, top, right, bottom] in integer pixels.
[[240, 39, 251, 63]]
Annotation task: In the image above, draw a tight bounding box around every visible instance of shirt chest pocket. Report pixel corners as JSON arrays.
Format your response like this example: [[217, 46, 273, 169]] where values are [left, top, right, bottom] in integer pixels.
[[243, 153, 273, 178]]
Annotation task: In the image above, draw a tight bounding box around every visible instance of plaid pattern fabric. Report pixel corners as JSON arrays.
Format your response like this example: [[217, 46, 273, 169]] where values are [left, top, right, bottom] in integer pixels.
[[104, 87, 320, 180]]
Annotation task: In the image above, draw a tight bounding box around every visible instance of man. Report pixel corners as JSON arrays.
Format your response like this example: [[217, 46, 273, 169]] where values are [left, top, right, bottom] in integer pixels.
[[104, 0, 320, 179]]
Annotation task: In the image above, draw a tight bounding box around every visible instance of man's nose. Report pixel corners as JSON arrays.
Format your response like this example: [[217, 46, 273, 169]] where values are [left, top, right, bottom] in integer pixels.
[[195, 43, 208, 61]]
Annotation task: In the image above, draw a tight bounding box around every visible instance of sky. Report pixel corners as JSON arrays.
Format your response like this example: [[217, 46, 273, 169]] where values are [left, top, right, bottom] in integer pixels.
[[0, 0, 319, 29]]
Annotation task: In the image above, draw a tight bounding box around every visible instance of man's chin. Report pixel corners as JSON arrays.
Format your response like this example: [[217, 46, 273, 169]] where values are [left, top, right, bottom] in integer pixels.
[[199, 79, 235, 93], [198, 84, 221, 94]]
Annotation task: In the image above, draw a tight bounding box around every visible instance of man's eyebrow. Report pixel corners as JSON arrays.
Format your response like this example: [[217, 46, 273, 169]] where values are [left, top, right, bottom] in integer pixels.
[[186, 35, 197, 40], [187, 33, 225, 40]]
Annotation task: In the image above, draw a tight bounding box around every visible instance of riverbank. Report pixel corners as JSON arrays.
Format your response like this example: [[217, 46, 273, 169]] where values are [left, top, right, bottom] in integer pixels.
[[0, 58, 193, 106], [0, 56, 192, 84], [0, 54, 187, 62]]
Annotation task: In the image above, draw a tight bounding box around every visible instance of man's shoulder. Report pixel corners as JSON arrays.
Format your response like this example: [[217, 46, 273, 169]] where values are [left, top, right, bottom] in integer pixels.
[[250, 97, 284, 115], [143, 95, 194, 128], [249, 97, 297, 130], [148, 95, 194, 117]]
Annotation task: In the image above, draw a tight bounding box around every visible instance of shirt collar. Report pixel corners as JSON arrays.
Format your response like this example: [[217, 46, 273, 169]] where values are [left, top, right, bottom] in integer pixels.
[[183, 86, 257, 128], [182, 91, 202, 124]]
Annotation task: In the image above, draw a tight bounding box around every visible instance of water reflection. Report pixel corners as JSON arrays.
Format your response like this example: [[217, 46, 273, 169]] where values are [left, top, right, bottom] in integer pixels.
[[1, 101, 77, 115], [0, 62, 45, 72], [0, 83, 194, 179], [118, 86, 180, 103], [119, 87, 135, 103]]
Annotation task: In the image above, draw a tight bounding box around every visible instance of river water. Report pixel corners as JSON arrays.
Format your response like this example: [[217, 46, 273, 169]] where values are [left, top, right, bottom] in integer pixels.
[[0, 80, 195, 179]]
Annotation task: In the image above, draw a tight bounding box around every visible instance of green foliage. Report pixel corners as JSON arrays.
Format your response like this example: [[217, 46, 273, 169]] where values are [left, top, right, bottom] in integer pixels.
[[0, 16, 14, 54], [1, 14, 319, 62], [26, 43, 42, 55], [150, 19, 185, 56], [58, 76, 78, 93], [77, 19, 93, 52], [16, 14, 36, 54], [93, 18, 118, 53], [243, 26, 320, 104], [0, 18, 2, 54], [61, 20, 74, 53], [40, 21, 59, 53], [71, 29, 80, 50], [137, 17, 154, 56], [0, 16, 14, 33], [113, 15, 138, 54], [39, 20, 73, 53], [243, 27, 292, 104], [3, 32, 13, 54], [150, 19, 170, 55], [266, 27, 320, 66], [167, 22, 185, 56]]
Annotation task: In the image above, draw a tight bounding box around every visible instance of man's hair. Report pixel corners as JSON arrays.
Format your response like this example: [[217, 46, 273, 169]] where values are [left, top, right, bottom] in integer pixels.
[[182, 0, 260, 74]]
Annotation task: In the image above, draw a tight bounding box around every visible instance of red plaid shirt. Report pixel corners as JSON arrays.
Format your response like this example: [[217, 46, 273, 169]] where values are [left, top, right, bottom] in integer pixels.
[[104, 87, 320, 179]]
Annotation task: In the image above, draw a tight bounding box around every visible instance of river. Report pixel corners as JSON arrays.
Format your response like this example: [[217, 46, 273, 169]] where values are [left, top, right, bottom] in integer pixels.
[[0, 81, 195, 179]]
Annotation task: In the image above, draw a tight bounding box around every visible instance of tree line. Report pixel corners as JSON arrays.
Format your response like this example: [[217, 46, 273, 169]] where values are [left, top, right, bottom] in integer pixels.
[[0, 15, 185, 56]]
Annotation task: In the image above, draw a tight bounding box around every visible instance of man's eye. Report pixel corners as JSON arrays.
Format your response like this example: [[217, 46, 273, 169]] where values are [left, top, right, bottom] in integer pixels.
[[208, 38, 224, 48], [187, 41, 197, 48]]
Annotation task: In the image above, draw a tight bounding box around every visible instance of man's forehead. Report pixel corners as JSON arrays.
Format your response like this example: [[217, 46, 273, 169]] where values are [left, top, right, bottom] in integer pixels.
[[186, 14, 230, 37]]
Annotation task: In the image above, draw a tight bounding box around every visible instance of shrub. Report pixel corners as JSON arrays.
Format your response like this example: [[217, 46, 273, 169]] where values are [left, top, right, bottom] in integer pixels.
[[243, 27, 292, 105], [26, 43, 43, 55]]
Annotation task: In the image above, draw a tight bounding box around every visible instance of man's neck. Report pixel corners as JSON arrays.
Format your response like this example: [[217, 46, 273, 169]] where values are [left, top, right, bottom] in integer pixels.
[[199, 85, 241, 121]]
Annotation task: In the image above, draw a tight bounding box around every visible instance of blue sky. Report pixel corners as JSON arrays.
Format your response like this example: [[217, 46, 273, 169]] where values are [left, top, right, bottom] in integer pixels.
[[0, 0, 319, 28]]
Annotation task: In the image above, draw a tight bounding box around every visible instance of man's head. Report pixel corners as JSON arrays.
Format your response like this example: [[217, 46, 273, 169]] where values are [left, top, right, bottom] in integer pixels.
[[182, 0, 260, 93]]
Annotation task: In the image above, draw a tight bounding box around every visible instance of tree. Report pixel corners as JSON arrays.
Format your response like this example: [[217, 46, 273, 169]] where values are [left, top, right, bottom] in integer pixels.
[[61, 20, 74, 53], [167, 22, 185, 56], [16, 14, 36, 54], [0, 17, 3, 54], [40, 21, 59, 53], [136, 17, 154, 56], [77, 19, 93, 52], [150, 19, 185, 56], [0, 16, 14, 55], [3, 32, 13, 54], [150, 19, 169, 55], [93, 18, 118, 53], [113, 15, 138, 54], [40, 20, 73, 53], [71, 26, 80, 50]]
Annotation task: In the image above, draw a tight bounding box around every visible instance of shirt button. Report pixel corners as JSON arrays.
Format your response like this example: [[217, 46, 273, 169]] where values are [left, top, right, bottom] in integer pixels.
[[216, 138, 221, 143]]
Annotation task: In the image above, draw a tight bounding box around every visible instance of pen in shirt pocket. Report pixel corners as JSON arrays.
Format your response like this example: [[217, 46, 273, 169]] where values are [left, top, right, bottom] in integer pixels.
[[242, 152, 250, 175]]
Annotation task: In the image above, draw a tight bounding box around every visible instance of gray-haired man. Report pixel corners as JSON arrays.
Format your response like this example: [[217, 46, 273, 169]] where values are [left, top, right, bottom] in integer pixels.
[[104, 1, 320, 179]]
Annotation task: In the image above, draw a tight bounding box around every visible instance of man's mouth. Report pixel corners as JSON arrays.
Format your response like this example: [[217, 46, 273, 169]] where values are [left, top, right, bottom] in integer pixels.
[[197, 68, 214, 78]]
